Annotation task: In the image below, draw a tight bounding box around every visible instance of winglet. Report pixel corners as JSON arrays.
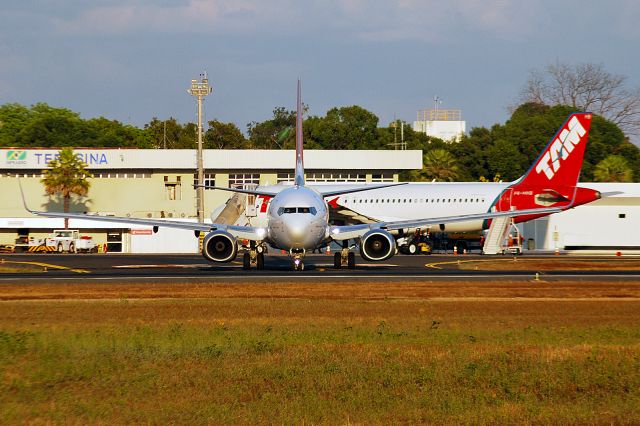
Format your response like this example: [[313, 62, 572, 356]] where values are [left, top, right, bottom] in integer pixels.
[[17, 178, 36, 214]]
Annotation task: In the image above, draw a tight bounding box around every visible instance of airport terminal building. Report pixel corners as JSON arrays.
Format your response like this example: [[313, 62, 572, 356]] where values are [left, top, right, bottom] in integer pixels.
[[0, 148, 421, 253]]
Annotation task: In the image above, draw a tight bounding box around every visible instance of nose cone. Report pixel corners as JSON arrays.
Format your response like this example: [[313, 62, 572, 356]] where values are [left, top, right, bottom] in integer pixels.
[[289, 224, 306, 242], [286, 217, 309, 245]]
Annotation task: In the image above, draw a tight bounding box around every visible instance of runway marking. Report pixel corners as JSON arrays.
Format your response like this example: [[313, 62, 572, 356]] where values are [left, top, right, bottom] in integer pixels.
[[0, 260, 89, 274], [113, 263, 398, 269], [113, 264, 214, 269], [4, 273, 640, 283], [315, 263, 398, 268], [426, 259, 500, 269]]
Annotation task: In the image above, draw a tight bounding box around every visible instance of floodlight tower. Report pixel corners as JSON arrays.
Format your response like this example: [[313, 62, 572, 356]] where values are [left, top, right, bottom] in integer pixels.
[[187, 73, 213, 222]]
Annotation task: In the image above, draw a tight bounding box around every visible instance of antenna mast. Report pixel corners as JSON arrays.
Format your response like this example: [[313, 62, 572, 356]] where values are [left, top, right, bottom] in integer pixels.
[[187, 72, 213, 222]]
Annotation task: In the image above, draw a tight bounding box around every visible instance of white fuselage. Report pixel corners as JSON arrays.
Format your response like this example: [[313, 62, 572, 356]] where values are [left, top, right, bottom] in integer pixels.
[[252, 182, 510, 233], [335, 182, 508, 231], [266, 186, 329, 250]]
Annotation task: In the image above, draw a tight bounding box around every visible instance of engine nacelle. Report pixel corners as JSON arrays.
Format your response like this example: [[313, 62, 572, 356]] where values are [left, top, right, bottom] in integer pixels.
[[360, 229, 396, 261], [202, 230, 238, 263]]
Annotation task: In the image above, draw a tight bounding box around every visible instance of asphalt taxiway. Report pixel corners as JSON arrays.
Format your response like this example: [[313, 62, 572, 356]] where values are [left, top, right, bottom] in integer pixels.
[[2, 252, 640, 284]]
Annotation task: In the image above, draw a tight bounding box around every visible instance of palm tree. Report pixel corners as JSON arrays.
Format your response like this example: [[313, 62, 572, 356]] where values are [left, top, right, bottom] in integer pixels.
[[593, 155, 633, 183], [41, 147, 92, 229], [421, 149, 460, 182]]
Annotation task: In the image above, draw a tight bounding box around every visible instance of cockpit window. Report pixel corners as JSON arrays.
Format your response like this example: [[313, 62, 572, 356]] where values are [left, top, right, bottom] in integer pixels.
[[277, 206, 317, 215]]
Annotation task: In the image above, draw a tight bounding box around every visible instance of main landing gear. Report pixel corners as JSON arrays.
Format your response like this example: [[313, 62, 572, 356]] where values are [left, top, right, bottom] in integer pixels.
[[333, 241, 355, 269], [242, 241, 266, 270]]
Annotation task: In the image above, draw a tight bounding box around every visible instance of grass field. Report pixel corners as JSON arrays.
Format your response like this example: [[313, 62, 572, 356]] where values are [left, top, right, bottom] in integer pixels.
[[1, 281, 640, 424]]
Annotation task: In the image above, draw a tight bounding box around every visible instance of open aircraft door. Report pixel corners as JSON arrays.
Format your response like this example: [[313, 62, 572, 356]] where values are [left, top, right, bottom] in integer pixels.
[[497, 187, 513, 212], [244, 184, 257, 217]]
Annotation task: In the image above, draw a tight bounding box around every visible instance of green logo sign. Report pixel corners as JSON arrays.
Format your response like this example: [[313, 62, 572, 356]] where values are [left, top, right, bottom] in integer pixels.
[[7, 150, 27, 161]]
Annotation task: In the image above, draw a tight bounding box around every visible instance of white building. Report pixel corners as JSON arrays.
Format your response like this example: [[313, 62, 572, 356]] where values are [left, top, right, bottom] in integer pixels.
[[0, 148, 422, 253], [413, 109, 466, 142], [521, 183, 640, 251]]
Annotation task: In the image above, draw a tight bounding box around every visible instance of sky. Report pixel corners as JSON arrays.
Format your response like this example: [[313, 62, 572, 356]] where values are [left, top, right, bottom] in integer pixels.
[[2, 0, 640, 136]]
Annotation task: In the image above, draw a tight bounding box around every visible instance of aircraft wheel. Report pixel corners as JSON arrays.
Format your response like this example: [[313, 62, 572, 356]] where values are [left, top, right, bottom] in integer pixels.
[[299, 262, 304, 271], [257, 253, 265, 270], [242, 253, 251, 270], [333, 252, 342, 269], [347, 252, 356, 269]]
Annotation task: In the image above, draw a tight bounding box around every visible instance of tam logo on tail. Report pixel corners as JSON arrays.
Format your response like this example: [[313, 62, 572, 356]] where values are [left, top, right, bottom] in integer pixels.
[[494, 112, 596, 217], [534, 115, 591, 180]]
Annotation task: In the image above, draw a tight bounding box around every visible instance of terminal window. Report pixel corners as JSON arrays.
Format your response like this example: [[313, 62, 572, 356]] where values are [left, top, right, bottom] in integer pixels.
[[371, 174, 394, 182], [229, 173, 260, 189], [193, 173, 216, 189], [277, 172, 366, 183]]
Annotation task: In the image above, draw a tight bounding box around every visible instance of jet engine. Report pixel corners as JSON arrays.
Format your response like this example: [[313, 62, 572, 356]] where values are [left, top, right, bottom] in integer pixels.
[[202, 230, 238, 263], [360, 229, 396, 261]]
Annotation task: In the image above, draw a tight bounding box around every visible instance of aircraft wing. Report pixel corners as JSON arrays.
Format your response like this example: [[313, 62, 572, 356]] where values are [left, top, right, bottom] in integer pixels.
[[329, 206, 563, 241], [194, 184, 281, 197], [315, 183, 406, 197], [26, 209, 267, 240], [19, 182, 266, 240], [194, 182, 407, 198]]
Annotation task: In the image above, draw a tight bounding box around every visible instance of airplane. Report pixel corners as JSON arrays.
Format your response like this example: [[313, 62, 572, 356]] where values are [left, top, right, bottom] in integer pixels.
[[241, 112, 602, 253], [21, 81, 590, 271]]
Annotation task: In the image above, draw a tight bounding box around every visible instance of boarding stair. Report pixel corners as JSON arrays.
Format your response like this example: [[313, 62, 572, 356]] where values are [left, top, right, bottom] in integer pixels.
[[482, 215, 512, 255], [212, 193, 247, 225]]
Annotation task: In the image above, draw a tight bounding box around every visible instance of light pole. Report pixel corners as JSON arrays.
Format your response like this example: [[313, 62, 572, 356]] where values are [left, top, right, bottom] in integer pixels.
[[187, 73, 213, 222]]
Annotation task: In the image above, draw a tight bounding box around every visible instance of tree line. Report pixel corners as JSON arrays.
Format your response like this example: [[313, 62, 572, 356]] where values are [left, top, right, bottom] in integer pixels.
[[2, 62, 639, 182]]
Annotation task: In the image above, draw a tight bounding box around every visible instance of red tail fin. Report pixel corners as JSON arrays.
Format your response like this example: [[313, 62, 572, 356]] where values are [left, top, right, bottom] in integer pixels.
[[493, 113, 600, 218], [518, 113, 592, 188]]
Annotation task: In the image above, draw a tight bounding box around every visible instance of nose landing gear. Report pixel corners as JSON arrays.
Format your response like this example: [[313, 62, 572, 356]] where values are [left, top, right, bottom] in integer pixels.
[[290, 248, 306, 271]]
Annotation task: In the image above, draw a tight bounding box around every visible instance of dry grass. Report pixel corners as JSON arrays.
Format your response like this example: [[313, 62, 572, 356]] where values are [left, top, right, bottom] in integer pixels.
[[1, 280, 640, 424], [451, 257, 640, 271], [1, 279, 640, 301]]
